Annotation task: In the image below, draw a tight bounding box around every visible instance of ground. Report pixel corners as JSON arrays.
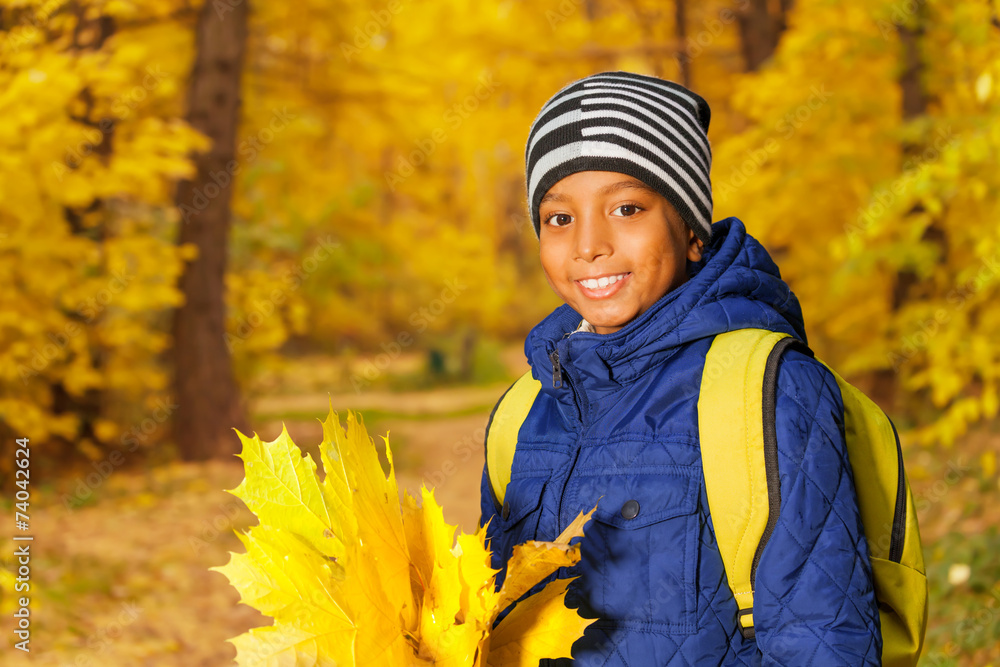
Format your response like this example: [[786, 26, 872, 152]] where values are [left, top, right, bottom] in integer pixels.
[[1, 346, 998, 665]]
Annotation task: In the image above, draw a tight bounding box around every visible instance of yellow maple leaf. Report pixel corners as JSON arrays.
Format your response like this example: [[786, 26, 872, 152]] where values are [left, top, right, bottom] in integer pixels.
[[496, 508, 595, 612], [214, 407, 596, 666], [487, 578, 591, 666]]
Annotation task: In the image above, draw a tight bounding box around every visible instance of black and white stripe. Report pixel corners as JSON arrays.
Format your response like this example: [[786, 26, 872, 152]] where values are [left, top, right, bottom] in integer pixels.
[[525, 71, 714, 244]]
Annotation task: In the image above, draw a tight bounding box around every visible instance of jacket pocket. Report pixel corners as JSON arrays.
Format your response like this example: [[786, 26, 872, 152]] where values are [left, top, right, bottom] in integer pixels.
[[493, 474, 548, 565], [578, 469, 701, 631], [590, 471, 699, 528]]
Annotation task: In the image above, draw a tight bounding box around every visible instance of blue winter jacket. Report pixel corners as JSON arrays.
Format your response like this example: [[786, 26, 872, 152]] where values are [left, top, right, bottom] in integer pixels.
[[479, 218, 882, 666]]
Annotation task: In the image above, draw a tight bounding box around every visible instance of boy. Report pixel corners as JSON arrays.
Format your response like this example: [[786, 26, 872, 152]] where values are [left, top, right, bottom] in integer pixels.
[[479, 71, 882, 665]]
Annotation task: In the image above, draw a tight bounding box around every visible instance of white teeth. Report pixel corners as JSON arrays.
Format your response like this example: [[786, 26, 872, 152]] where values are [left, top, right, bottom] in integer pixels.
[[580, 273, 626, 290]]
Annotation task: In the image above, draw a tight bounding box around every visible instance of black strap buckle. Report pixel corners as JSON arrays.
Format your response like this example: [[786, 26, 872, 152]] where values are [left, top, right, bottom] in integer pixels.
[[738, 608, 756, 640]]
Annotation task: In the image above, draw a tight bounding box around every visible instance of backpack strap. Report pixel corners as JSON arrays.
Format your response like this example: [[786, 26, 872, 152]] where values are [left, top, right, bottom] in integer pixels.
[[698, 329, 807, 640], [485, 370, 542, 512]]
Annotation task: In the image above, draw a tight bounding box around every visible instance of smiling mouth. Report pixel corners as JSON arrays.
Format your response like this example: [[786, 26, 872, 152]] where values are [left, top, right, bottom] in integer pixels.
[[577, 272, 629, 289], [576, 272, 631, 298]]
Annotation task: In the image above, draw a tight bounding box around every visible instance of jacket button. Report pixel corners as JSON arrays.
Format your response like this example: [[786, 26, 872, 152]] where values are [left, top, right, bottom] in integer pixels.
[[501, 500, 511, 520], [620, 499, 640, 520]]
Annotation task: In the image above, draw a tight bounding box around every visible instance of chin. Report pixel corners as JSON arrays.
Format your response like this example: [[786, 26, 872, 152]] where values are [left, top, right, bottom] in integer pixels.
[[584, 312, 633, 332]]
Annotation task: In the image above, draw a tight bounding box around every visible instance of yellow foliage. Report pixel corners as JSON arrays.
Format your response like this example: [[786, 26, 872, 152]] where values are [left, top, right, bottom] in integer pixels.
[[715, 0, 1000, 445], [4, 0, 996, 460], [0, 0, 203, 457], [213, 409, 595, 666]]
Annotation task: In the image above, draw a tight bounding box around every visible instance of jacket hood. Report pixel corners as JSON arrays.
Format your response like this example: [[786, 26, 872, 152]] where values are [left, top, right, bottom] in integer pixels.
[[524, 217, 806, 404]]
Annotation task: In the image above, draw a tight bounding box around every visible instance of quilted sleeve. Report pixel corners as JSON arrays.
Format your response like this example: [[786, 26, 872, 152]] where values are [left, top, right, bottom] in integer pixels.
[[479, 461, 504, 570], [752, 348, 882, 666]]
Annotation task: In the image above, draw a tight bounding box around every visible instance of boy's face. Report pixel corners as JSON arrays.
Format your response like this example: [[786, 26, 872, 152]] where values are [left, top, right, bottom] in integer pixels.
[[538, 170, 703, 335]]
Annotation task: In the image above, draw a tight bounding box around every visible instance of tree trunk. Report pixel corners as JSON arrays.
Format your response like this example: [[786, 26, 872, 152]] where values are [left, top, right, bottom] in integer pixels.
[[871, 0, 931, 413], [459, 328, 477, 382], [897, 6, 929, 126], [172, 0, 250, 460], [675, 0, 690, 87], [736, 0, 793, 72]]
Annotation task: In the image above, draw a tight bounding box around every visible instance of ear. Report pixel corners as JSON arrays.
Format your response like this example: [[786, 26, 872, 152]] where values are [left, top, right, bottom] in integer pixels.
[[685, 228, 704, 262]]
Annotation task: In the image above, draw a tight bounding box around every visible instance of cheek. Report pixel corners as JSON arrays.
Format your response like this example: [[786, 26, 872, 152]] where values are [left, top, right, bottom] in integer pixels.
[[538, 250, 555, 281], [632, 250, 669, 281], [541, 267, 560, 294], [538, 247, 565, 293], [539, 240, 566, 277], [634, 249, 680, 293]]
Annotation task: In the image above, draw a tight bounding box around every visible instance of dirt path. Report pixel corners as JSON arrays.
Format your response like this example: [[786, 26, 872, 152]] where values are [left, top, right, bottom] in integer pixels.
[[1, 461, 262, 666], [252, 382, 511, 421]]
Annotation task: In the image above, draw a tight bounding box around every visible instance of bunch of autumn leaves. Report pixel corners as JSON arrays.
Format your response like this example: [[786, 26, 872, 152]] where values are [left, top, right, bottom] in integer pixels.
[[213, 409, 595, 666]]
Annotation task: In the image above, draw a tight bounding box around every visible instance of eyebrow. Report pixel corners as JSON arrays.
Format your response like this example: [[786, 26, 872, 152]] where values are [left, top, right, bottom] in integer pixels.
[[539, 179, 659, 207]]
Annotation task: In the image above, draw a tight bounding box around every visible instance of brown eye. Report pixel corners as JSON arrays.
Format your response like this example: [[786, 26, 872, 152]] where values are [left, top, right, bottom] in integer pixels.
[[612, 204, 642, 217], [545, 213, 573, 227]]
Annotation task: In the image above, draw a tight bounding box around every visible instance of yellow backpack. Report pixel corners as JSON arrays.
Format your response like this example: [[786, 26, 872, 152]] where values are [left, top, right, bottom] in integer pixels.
[[485, 328, 928, 665]]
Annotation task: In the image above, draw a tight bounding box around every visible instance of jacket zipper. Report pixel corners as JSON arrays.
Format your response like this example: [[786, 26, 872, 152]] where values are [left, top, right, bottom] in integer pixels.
[[548, 346, 584, 424], [549, 349, 563, 388], [548, 345, 585, 537]]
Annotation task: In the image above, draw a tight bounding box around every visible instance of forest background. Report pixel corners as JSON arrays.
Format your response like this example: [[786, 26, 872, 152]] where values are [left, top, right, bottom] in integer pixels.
[[0, 0, 999, 664]]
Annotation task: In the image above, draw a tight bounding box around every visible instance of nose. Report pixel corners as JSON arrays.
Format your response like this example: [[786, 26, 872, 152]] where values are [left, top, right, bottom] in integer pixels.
[[573, 209, 613, 262]]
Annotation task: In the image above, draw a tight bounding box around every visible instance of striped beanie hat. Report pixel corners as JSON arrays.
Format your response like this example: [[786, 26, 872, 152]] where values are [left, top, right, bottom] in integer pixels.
[[525, 70, 714, 245]]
